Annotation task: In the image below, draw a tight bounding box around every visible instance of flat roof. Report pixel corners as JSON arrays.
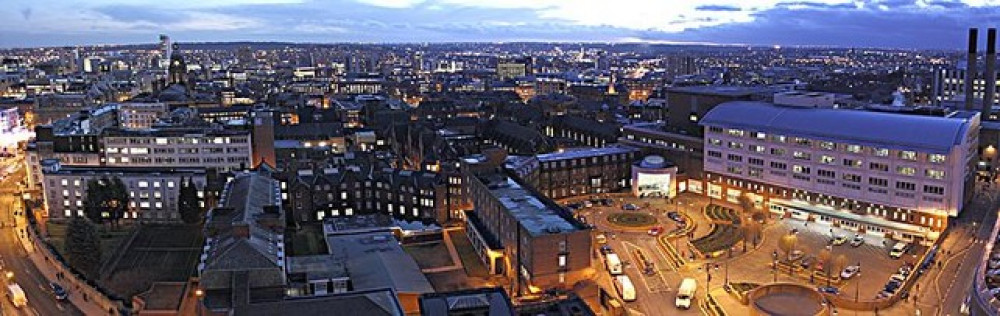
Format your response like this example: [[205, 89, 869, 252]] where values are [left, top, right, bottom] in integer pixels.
[[664, 85, 771, 97], [700, 101, 976, 154], [536, 146, 637, 162], [324, 231, 434, 294], [486, 177, 578, 236]]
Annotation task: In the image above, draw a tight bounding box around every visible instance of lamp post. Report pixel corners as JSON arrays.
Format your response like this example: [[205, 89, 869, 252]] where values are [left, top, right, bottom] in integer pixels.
[[195, 289, 204, 316], [772, 251, 778, 283]]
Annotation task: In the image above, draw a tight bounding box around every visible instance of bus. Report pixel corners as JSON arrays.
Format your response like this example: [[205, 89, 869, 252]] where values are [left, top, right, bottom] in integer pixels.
[[605, 253, 623, 275], [613, 275, 636, 302]]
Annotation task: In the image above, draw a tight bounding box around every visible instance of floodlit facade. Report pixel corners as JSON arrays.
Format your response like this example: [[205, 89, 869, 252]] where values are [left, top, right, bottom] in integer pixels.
[[701, 101, 979, 241]]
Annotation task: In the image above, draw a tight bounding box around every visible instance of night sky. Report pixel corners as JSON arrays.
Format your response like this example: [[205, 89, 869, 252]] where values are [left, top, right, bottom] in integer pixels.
[[1, 0, 998, 49]]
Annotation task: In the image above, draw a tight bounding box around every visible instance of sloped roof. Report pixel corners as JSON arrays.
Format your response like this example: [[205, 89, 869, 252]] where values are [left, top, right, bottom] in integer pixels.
[[700, 101, 976, 154]]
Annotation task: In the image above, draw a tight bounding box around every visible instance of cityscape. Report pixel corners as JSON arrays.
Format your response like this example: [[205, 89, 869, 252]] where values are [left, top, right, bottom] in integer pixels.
[[2, 1, 1000, 316]]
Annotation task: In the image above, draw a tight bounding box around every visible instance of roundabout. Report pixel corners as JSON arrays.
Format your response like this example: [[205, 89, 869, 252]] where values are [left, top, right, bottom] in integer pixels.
[[606, 212, 658, 228]]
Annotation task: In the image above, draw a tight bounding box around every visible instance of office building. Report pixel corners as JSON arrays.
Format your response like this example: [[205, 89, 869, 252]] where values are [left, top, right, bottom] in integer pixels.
[[40, 160, 206, 223], [507, 146, 639, 200], [101, 127, 252, 172], [461, 150, 592, 295], [700, 101, 979, 241]]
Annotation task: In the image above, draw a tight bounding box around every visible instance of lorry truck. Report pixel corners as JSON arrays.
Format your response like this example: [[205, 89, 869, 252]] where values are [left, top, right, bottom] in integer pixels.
[[675, 278, 697, 309], [613, 275, 636, 302], [8, 283, 26, 308], [605, 253, 623, 275]]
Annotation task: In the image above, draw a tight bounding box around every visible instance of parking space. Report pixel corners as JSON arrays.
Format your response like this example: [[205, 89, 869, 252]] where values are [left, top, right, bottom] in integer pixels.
[[762, 218, 927, 299]]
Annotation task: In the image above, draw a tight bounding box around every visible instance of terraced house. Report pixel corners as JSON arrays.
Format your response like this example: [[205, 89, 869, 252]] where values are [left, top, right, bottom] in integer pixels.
[[287, 166, 448, 224]]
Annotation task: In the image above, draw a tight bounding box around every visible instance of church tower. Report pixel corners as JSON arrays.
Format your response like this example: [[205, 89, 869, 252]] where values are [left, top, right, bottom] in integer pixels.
[[168, 43, 187, 86]]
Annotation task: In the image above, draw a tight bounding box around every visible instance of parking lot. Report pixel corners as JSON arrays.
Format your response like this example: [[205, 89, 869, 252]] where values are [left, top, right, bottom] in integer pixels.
[[721, 215, 929, 300]]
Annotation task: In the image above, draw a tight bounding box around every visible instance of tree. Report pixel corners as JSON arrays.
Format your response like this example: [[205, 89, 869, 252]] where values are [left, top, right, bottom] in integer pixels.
[[178, 177, 203, 224], [830, 254, 849, 287], [83, 176, 128, 227], [778, 233, 798, 258], [65, 217, 102, 278]]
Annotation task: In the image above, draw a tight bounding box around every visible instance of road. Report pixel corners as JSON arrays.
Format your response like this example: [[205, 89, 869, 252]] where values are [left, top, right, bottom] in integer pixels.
[[0, 156, 83, 316], [576, 196, 702, 316], [916, 183, 999, 316]]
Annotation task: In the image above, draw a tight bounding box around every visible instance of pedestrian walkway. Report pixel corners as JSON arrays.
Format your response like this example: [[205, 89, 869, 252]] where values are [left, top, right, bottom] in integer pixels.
[[23, 239, 110, 315]]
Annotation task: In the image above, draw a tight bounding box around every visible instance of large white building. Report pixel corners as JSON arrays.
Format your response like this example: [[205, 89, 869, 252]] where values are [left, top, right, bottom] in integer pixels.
[[101, 128, 252, 172], [41, 160, 206, 223], [700, 101, 979, 241]]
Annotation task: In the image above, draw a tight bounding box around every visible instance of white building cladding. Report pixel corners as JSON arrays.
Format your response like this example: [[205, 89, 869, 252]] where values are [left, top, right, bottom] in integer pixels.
[[41, 162, 207, 223], [700, 101, 979, 241]]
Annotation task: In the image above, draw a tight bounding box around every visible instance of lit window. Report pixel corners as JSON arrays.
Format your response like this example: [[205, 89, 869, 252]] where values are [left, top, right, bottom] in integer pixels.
[[138, 181, 149, 188], [925, 169, 945, 180], [929, 154, 946, 163], [898, 151, 917, 161], [559, 254, 567, 268], [897, 166, 916, 176]]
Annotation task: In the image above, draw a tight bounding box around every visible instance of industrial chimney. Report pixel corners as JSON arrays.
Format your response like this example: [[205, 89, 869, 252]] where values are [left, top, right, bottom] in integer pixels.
[[967, 28, 979, 111], [985, 28, 997, 119]]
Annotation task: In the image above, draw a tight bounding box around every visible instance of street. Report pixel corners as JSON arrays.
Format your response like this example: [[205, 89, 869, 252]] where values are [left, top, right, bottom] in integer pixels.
[[0, 155, 83, 316]]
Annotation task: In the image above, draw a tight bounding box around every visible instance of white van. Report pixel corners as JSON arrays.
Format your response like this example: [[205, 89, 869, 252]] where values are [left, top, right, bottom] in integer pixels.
[[889, 242, 909, 259], [676, 278, 697, 309], [605, 253, 623, 275], [614, 275, 636, 302]]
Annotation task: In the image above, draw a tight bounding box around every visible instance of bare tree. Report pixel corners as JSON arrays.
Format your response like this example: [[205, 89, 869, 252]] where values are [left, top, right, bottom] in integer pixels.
[[778, 233, 798, 258]]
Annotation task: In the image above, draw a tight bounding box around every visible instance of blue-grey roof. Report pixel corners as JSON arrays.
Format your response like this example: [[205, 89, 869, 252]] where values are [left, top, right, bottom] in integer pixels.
[[536, 146, 638, 162], [700, 101, 977, 154]]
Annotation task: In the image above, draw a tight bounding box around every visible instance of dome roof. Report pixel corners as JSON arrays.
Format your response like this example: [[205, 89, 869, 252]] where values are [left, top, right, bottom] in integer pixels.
[[639, 155, 669, 169]]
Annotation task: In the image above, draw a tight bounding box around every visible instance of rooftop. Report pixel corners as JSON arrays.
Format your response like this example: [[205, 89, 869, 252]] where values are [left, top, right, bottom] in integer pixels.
[[482, 176, 579, 236], [700, 101, 978, 154], [324, 230, 434, 294], [664, 85, 772, 97], [535, 146, 637, 163]]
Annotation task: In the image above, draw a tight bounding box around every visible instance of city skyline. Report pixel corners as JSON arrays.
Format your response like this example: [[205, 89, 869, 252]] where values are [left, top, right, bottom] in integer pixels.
[[2, 0, 999, 49]]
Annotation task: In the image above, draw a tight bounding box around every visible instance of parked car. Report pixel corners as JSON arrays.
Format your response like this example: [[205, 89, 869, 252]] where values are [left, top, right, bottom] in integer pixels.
[[596, 234, 607, 245], [884, 280, 902, 293], [800, 256, 816, 268], [667, 212, 684, 223], [788, 250, 805, 262], [818, 286, 839, 294], [831, 235, 848, 246], [583, 201, 594, 208], [890, 243, 910, 259], [841, 265, 861, 279], [890, 273, 907, 283], [647, 227, 663, 236], [850, 235, 864, 247], [50, 282, 67, 301], [899, 263, 914, 276], [623, 203, 640, 211], [601, 245, 614, 255]]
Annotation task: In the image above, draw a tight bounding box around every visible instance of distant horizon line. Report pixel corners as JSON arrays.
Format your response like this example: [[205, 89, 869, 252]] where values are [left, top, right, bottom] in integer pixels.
[[0, 38, 965, 52]]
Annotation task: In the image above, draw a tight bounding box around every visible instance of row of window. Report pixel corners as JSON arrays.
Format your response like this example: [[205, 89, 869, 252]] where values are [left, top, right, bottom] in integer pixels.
[[709, 151, 947, 180], [707, 129, 948, 163]]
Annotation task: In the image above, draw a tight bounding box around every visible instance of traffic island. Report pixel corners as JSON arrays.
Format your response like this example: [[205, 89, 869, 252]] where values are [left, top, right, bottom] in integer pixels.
[[605, 212, 657, 229], [747, 283, 831, 316]]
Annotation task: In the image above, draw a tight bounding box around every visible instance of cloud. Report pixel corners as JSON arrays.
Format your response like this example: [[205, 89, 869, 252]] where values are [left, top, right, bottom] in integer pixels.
[[0, 0, 998, 48], [696, 4, 743, 11]]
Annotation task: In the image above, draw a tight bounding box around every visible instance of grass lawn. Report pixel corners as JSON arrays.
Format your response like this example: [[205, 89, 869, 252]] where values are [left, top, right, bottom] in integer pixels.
[[45, 221, 134, 263], [287, 223, 328, 256], [449, 229, 489, 277], [403, 242, 453, 269]]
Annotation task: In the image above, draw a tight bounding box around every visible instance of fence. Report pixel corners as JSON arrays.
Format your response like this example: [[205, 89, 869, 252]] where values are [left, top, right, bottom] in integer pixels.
[[26, 218, 131, 315]]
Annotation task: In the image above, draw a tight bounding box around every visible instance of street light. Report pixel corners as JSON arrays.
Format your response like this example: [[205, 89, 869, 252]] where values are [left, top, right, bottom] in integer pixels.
[[195, 288, 204, 316]]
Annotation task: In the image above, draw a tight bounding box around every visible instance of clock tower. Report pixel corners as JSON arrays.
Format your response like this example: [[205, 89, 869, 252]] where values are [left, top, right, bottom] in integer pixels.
[[168, 43, 187, 86]]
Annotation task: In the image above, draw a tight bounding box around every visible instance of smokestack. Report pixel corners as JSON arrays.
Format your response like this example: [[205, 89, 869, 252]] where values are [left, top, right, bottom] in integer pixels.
[[967, 28, 979, 111], [985, 28, 997, 119]]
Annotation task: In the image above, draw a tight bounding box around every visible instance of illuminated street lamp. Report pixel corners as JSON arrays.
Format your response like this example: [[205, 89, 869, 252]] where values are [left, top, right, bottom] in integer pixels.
[[195, 288, 205, 316]]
